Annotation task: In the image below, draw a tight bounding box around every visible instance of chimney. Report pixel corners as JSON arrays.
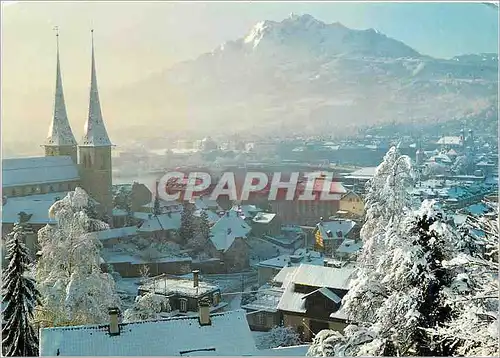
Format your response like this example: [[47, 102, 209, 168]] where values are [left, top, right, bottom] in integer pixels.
[[193, 270, 200, 288], [323, 259, 328, 267], [226, 211, 230, 217], [198, 299, 211, 326], [108, 307, 120, 336]]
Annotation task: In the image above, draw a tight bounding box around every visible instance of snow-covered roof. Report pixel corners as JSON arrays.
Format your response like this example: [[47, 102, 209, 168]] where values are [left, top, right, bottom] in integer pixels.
[[140, 275, 219, 298], [343, 167, 377, 180], [257, 251, 325, 270], [39, 309, 256, 356], [2, 192, 70, 224], [336, 239, 362, 254], [210, 211, 251, 251], [230, 204, 262, 219], [277, 264, 354, 315], [275, 264, 355, 291], [137, 212, 182, 232], [2, 156, 79, 188], [255, 345, 311, 356], [436, 136, 462, 146], [79, 35, 112, 147], [302, 287, 342, 304], [45, 38, 77, 147], [97, 226, 138, 241], [240, 287, 283, 313], [316, 219, 357, 240], [252, 212, 276, 224]]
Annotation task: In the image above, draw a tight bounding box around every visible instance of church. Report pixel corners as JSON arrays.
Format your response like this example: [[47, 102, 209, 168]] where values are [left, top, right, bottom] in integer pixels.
[[2, 30, 114, 243]]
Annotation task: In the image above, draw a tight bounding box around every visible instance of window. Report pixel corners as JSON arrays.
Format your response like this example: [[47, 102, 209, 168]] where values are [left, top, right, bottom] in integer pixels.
[[257, 313, 266, 326], [213, 292, 220, 306], [180, 298, 188, 312]]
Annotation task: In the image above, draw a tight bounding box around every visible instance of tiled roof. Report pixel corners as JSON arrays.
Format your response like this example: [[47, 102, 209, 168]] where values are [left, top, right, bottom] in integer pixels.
[[39, 309, 256, 356], [316, 219, 357, 240], [97, 226, 138, 241], [2, 156, 79, 188]]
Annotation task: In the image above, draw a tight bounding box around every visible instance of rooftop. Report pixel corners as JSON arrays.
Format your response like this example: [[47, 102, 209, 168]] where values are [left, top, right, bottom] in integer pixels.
[[2, 156, 79, 188], [39, 309, 256, 356], [140, 275, 220, 298], [210, 211, 252, 251], [2, 192, 69, 224], [137, 212, 182, 232]]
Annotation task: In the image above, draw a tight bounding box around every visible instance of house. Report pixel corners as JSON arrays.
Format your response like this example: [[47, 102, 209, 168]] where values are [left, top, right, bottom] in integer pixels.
[[230, 204, 262, 220], [260, 225, 305, 252], [256, 250, 326, 286], [136, 211, 182, 241], [276, 263, 355, 341], [251, 212, 281, 237], [241, 286, 284, 331], [313, 218, 358, 255], [39, 307, 257, 356], [193, 208, 220, 226], [335, 239, 362, 261], [138, 271, 226, 315], [339, 191, 364, 217], [206, 211, 252, 272]]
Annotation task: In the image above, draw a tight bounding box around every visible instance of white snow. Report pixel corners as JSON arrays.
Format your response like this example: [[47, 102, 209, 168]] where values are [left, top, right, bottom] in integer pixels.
[[2, 156, 79, 187], [40, 309, 257, 356]]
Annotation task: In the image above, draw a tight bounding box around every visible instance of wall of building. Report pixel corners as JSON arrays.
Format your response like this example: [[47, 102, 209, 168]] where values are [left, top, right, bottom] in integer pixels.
[[339, 194, 364, 217], [223, 238, 250, 272], [246, 310, 281, 331], [79, 146, 113, 219], [283, 313, 347, 342], [257, 266, 280, 286]]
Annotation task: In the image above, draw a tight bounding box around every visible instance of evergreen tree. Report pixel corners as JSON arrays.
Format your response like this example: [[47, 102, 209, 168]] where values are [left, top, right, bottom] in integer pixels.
[[2, 223, 41, 357], [178, 202, 195, 244], [408, 210, 455, 356], [198, 210, 211, 243]]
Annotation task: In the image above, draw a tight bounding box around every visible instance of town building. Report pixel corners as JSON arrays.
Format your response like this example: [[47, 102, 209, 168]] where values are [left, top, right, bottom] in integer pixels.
[[276, 263, 355, 341], [338, 191, 364, 217], [138, 271, 226, 315]]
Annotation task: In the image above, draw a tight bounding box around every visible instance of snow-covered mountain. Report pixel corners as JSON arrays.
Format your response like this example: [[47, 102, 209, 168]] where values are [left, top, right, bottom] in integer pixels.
[[116, 14, 498, 137]]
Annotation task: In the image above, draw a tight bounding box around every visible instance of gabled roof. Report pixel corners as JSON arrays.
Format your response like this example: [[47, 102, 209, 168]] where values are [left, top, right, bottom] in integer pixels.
[[39, 310, 257, 356], [210, 211, 251, 251], [45, 32, 77, 147], [302, 287, 342, 304], [80, 31, 112, 147], [316, 219, 356, 240], [137, 212, 182, 232], [2, 156, 79, 188]]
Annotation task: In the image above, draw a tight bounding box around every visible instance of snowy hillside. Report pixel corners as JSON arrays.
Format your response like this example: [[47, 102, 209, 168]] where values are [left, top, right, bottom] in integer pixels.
[[115, 14, 498, 136]]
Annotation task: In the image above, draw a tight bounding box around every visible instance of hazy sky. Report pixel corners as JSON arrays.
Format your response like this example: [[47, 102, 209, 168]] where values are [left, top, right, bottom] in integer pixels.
[[1, 1, 498, 150]]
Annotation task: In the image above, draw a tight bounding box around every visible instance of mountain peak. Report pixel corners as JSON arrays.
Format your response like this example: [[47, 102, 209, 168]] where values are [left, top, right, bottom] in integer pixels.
[[240, 14, 421, 59]]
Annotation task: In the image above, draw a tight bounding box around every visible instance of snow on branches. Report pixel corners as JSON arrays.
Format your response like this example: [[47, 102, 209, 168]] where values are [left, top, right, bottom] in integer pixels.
[[36, 187, 120, 327], [123, 293, 171, 323], [2, 223, 41, 357]]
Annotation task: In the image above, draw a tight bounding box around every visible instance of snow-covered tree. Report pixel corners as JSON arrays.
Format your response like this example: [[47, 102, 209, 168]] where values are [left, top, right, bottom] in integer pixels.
[[259, 325, 302, 349], [113, 186, 134, 226], [35, 188, 121, 327], [430, 201, 499, 356], [344, 147, 416, 325], [2, 223, 41, 357], [178, 202, 195, 245], [123, 293, 171, 323], [339, 200, 458, 356]]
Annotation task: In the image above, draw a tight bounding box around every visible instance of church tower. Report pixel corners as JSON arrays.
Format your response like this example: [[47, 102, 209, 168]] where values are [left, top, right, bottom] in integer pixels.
[[44, 28, 78, 163], [78, 30, 113, 219]]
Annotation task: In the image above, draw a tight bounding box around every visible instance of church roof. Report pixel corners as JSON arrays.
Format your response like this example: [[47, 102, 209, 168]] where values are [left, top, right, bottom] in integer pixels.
[[45, 31, 77, 147], [2, 156, 79, 188], [80, 31, 112, 147]]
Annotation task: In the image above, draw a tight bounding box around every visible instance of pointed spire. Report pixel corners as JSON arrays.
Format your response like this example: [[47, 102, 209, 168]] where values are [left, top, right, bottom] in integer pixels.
[[81, 29, 112, 147], [45, 27, 77, 147]]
